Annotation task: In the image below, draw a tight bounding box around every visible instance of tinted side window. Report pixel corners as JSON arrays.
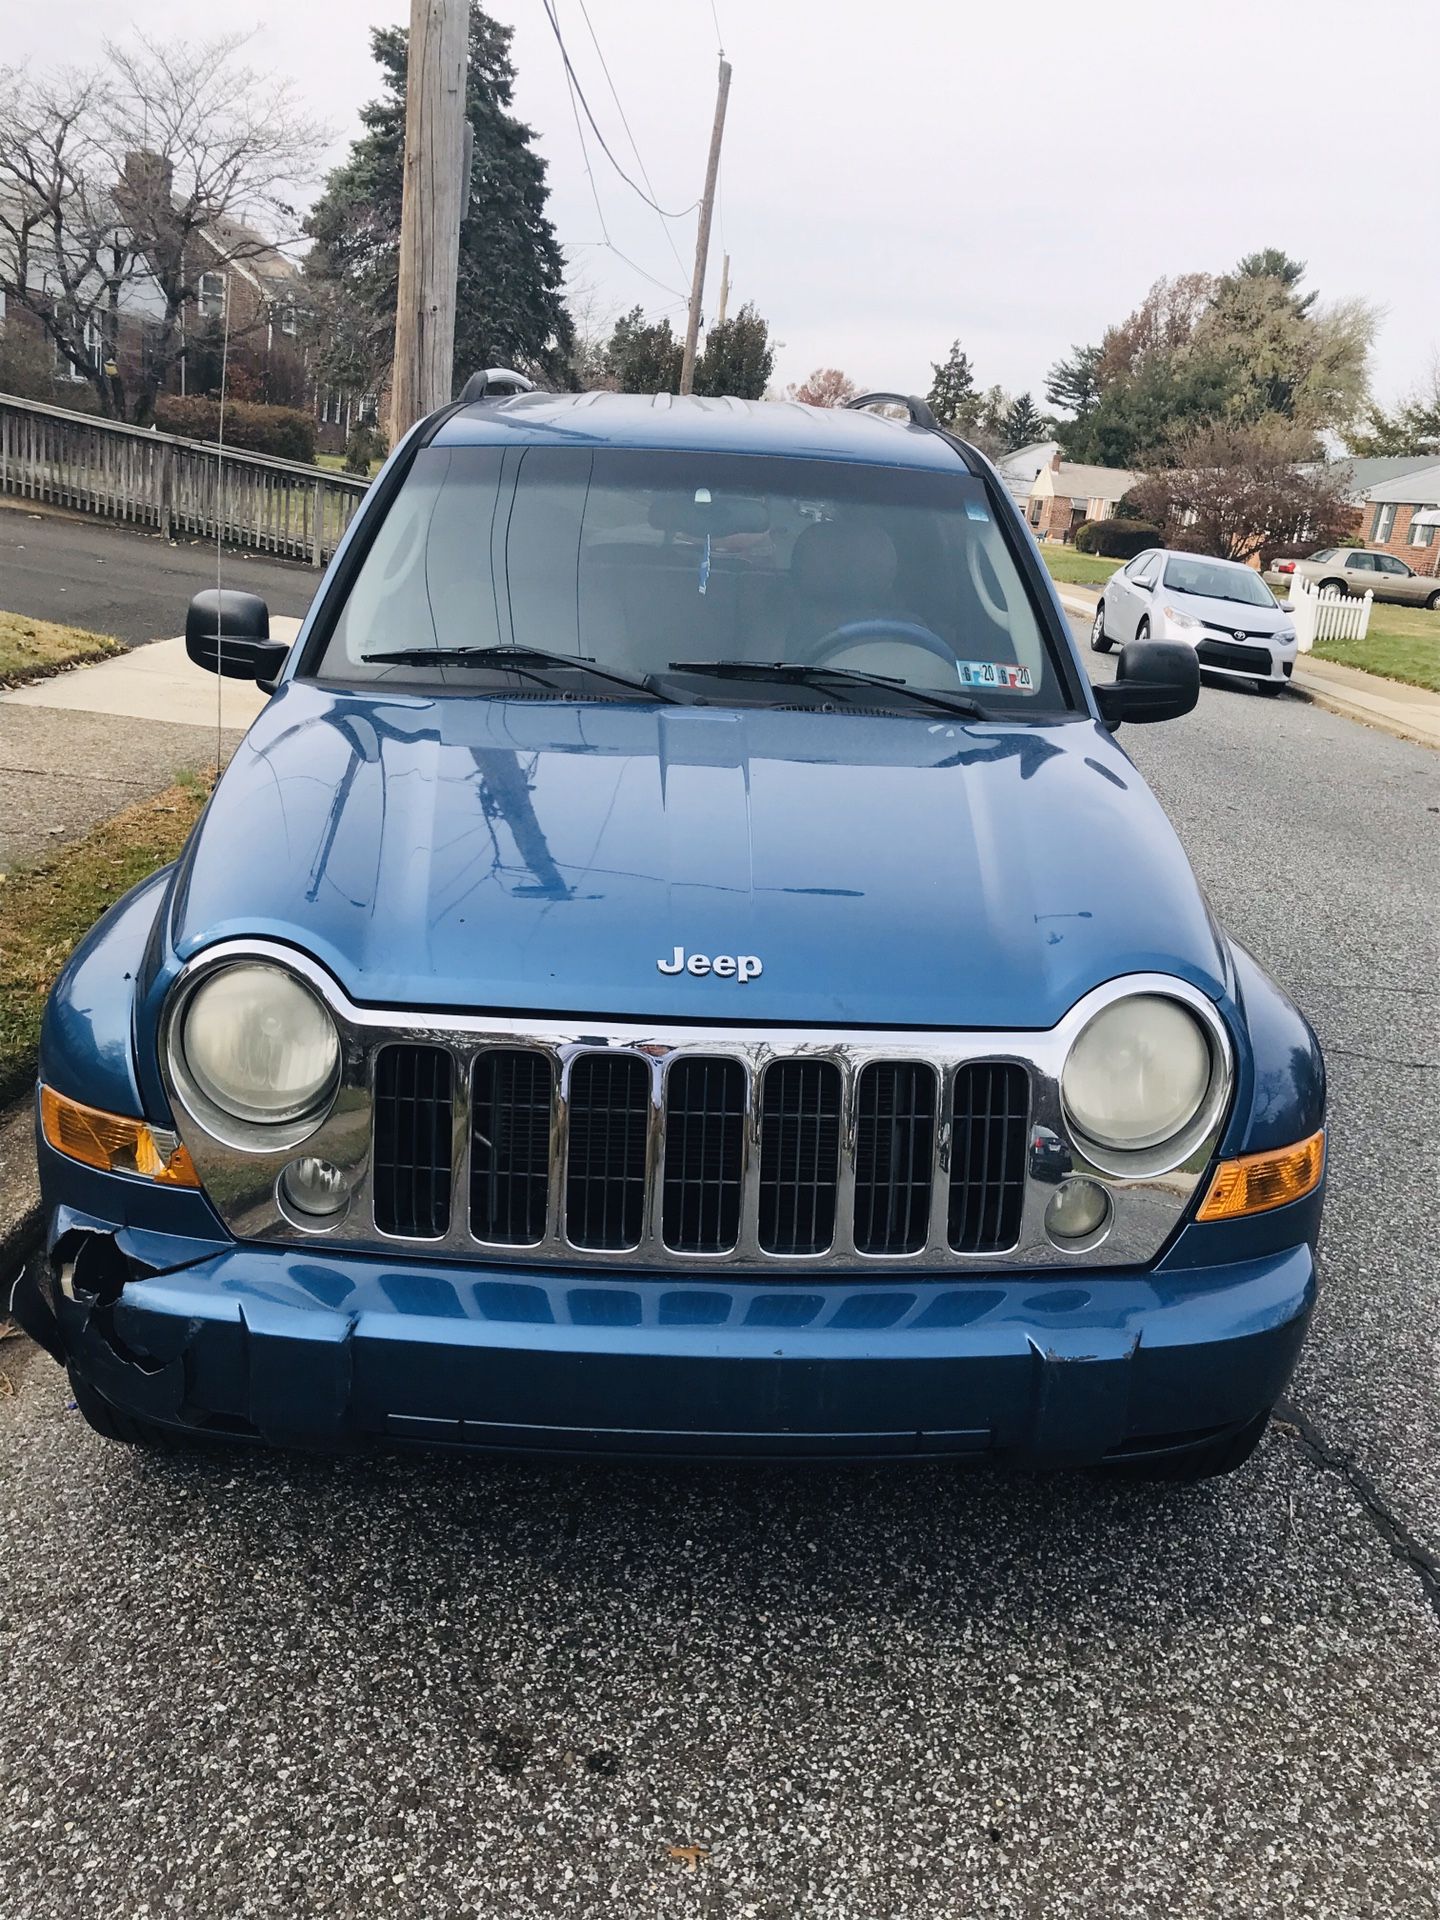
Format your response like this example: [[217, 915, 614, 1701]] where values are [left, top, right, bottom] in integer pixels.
[[1347, 552, 1374, 570]]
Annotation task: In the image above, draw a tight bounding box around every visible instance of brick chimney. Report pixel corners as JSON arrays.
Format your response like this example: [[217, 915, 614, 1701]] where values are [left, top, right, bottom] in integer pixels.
[[1049, 449, 1063, 471]]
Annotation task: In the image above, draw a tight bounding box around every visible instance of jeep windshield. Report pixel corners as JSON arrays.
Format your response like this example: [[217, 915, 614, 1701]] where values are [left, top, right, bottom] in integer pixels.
[[314, 447, 1074, 717]]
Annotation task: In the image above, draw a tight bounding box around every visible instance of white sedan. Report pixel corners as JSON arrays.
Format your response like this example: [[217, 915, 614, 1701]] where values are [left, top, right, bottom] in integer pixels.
[[1091, 549, 1297, 696]]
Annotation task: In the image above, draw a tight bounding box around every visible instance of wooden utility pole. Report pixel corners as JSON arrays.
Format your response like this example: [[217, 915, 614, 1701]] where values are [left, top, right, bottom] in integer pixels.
[[389, 0, 469, 444], [716, 252, 730, 329], [679, 57, 732, 396]]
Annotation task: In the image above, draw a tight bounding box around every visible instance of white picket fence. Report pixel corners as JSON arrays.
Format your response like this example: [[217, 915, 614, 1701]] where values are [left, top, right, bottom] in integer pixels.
[[1287, 572, 1373, 653]]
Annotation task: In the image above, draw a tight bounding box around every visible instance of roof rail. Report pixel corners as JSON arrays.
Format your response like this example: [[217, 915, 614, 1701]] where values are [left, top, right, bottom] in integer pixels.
[[457, 368, 536, 403], [845, 391, 938, 431]]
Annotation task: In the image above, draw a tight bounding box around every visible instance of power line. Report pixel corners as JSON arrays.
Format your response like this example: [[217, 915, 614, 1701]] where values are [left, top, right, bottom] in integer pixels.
[[708, 0, 724, 55], [541, 0, 699, 221], [571, 238, 687, 304], [575, 0, 689, 286]]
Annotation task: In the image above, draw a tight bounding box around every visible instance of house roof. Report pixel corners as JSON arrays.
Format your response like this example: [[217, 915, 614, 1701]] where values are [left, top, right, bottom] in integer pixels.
[[1326, 454, 1440, 503], [997, 440, 1059, 472], [197, 216, 300, 299], [1034, 461, 1138, 504], [1361, 461, 1440, 505]]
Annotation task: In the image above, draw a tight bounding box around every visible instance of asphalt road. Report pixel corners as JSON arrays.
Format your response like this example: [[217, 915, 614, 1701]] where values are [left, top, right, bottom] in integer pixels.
[[0, 503, 318, 646], [2, 632, 1439, 1919]]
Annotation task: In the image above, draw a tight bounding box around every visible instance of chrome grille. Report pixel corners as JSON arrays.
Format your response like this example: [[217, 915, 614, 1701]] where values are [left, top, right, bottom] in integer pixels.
[[949, 1062, 1028, 1253], [565, 1053, 650, 1250], [373, 1043, 452, 1238], [471, 1049, 553, 1245], [854, 1061, 938, 1255], [663, 1056, 746, 1253], [164, 944, 1235, 1274]]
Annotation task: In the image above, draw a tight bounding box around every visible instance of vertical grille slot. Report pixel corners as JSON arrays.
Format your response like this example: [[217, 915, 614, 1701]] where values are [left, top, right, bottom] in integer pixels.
[[949, 1062, 1029, 1253], [662, 1056, 747, 1253], [853, 1062, 937, 1254], [471, 1049, 554, 1244], [758, 1060, 842, 1255], [565, 1053, 651, 1249], [373, 1043, 453, 1237]]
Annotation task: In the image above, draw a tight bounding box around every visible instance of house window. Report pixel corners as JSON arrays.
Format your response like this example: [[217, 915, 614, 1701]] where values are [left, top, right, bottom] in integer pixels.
[[197, 272, 226, 320], [274, 302, 298, 337], [1028, 498, 1042, 527], [1408, 509, 1435, 548], [54, 313, 102, 380], [1372, 502, 1398, 542]]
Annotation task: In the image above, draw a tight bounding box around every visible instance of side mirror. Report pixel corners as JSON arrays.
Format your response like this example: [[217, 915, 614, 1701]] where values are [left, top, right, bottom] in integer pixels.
[[185, 590, 290, 691], [1094, 640, 1199, 729]]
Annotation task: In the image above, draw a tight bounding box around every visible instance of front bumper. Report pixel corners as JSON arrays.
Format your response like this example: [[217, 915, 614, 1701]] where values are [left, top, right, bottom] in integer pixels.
[[17, 1219, 1317, 1464]]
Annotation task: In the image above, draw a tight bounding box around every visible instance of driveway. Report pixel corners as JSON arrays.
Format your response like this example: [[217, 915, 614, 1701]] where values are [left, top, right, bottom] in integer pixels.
[[2, 634, 1437, 1919], [0, 502, 318, 646]]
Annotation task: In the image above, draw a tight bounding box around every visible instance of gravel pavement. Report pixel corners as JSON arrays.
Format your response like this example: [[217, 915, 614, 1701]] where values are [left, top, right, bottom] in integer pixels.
[[2, 634, 1438, 1920]]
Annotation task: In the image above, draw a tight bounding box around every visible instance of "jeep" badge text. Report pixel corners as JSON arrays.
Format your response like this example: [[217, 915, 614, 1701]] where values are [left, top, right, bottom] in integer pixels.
[[657, 947, 763, 982]]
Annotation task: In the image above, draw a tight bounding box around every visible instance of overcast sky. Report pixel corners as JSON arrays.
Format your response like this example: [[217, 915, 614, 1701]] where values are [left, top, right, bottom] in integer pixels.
[[8, 0, 1433, 408]]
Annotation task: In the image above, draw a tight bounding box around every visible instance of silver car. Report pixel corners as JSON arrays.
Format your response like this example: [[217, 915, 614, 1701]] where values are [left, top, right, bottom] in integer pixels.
[[1090, 549, 1297, 696], [1289, 548, 1440, 609]]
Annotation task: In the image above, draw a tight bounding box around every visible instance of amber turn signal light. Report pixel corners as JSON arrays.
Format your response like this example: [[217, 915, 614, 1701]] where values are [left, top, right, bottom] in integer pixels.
[[1197, 1130, 1325, 1222], [40, 1085, 200, 1187]]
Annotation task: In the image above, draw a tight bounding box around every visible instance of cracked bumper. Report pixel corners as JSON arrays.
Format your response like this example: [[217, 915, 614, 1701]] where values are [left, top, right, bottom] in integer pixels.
[[18, 1216, 1318, 1463]]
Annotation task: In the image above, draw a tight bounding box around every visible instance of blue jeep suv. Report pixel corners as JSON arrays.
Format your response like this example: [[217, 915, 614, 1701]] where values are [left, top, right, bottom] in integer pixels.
[[15, 386, 1326, 1476]]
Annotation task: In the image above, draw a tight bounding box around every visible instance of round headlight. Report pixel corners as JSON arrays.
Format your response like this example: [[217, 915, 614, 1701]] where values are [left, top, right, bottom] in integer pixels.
[[1062, 994, 1212, 1153], [180, 963, 340, 1126]]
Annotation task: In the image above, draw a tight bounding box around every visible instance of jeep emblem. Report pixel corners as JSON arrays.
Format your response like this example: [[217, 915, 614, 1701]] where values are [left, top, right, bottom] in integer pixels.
[[657, 946, 762, 982]]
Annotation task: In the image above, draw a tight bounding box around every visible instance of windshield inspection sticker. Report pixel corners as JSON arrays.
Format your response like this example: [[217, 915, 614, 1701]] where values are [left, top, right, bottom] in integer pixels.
[[965, 498, 992, 522], [956, 660, 1032, 689]]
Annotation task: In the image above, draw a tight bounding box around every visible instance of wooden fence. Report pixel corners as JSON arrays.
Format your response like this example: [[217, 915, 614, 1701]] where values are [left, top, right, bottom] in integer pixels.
[[0, 391, 370, 566], [1289, 573, 1373, 653]]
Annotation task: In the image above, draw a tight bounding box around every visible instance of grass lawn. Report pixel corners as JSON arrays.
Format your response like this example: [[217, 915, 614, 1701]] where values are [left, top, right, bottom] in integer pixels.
[[0, 611, 124, 688], [0, 779, 209, 1106], [1037, 547, 1123, 588], [1312, 605, 1440, 693], [316, 451, 382, 479]]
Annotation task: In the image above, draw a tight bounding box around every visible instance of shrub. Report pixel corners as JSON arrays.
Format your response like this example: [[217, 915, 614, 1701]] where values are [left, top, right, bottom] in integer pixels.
[[344, 424, 386, 475], [153, 395, 316, 463], [1074, 517, 1161, 559]]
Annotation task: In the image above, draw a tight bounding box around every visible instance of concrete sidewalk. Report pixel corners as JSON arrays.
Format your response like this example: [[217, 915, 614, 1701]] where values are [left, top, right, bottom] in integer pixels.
[[0, 622, 293, 869], [1055, 584, 1440, 751]]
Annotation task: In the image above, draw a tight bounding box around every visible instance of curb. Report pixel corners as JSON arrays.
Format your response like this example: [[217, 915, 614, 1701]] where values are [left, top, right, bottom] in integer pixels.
[[0, 1093, 41, 1309]]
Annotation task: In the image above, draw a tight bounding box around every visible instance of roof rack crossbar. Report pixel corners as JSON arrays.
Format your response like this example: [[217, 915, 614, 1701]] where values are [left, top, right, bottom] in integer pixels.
[[458, 368, 536, 403], [845, 391, 939, 431]]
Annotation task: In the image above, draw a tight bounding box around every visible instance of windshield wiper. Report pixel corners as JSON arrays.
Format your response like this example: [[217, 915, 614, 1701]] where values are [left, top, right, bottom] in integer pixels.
[[361, 644, 681, 703], [666, 660, 988, 719]]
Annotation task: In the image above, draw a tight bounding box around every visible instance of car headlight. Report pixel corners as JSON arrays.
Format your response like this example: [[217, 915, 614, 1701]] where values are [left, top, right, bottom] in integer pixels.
[[1276, 626, 1296, 643], [178, 963, 340, 1127], [1162, 604, 1201, 630], [1062, 994, 1214, 1153]]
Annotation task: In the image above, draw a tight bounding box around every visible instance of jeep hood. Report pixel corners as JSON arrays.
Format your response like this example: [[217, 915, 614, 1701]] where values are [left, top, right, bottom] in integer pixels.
[[168, 683, 1228, 1028]]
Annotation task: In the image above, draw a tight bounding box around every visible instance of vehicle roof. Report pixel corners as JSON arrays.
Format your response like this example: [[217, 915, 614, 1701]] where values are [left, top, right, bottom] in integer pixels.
[[431, 390, 970, 472]]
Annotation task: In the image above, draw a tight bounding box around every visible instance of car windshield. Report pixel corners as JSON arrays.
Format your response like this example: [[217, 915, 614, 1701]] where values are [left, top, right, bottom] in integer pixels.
[[314, 446, 1071, 715], [1162, 557, 1276, 608]]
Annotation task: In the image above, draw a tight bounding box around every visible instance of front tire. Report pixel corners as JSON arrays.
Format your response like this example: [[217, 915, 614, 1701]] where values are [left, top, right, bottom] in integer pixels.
[[1135, 617, 1150, 641], [1425, 590, 1440, 610], [1090, 601, 1114, 652]]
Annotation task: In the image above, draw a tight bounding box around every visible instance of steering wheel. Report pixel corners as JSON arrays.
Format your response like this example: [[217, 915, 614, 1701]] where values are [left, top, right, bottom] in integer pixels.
[[807, 618, 955, 668]]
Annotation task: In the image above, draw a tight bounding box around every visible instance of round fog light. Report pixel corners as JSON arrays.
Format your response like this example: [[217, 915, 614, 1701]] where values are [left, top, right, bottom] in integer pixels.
[[1045, 1177, 1111, 1248], [279, 1155, 351, 1222]]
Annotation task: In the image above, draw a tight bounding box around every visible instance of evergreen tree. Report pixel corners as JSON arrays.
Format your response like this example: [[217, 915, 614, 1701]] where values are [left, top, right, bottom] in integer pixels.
[[927, 340, 976, 429], [1044, 344, 1103, 420], [604, 306, 683, 392], [1003, 392, 1044, 450], [305, 5, 573, 396], [693, 303, 774, 399]]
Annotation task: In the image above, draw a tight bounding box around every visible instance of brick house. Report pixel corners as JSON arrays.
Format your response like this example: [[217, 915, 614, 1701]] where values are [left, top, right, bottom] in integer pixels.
[[1351, 463, 1440, 578], [1024, 451, 1138, 542]]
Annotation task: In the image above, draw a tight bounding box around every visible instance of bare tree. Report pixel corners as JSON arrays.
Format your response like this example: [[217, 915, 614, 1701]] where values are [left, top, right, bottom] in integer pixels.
[[789, 367, 858, 408], [1126, 421, 1352, 566], [0, 36, 325, 422], [104, 34, 326, 420], [0, 66, 137, 414]]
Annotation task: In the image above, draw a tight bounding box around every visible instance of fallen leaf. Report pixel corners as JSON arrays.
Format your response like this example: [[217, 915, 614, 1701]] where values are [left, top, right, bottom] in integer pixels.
[[667, 1846, 709, 1872]]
